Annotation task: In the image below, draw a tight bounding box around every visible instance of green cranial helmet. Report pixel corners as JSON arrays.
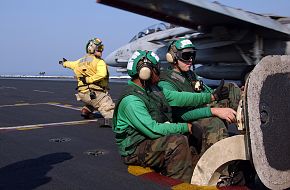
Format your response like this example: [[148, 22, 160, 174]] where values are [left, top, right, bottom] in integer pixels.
[[127, 50, 160, 78], [173, 38, 195, 50], [166, 38, 196, 63]]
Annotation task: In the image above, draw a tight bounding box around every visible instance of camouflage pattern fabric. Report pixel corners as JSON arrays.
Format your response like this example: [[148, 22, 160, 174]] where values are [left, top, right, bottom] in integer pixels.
[[188, 82, 241, 167], [193, 117, 228, 151], [213, 82, 241, 110], [123, 135, 194, 183]]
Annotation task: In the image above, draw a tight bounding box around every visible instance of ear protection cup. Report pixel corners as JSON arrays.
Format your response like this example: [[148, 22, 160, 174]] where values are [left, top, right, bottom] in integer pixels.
[[137, 61, 152, 80], [166, 40, 177, 64], [139, 66, 151, 80], [166, 52, 174, 63], [137, 51, 153, 81]]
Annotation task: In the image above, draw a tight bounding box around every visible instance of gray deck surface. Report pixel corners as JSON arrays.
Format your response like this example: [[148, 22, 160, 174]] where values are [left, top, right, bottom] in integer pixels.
[[0, 78, 169, 190]]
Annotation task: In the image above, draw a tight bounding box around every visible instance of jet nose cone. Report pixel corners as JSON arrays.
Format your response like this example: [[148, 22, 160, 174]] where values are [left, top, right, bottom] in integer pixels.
[[105, 51, 117, 67], [105, 48, 129, 68]]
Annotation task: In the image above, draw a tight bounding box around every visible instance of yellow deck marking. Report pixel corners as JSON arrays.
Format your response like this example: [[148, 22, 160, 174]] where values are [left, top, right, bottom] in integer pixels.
[[17, 126, 43, 130], [172, 183, 217, 190], [47, 102, 60, 104], [14, 103, 30, 106], [0, 102, 47, 108], [0, 119, 98, 130], [33, 90, 54, 93], [46, 103, 80, 111], [127, 165, 218, 190], [0, 102, 80, 111], [127, 166, 154, 176]]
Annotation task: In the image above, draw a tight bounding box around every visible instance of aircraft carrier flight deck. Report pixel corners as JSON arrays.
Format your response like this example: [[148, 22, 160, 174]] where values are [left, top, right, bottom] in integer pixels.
[[0, 78, 173, 190]]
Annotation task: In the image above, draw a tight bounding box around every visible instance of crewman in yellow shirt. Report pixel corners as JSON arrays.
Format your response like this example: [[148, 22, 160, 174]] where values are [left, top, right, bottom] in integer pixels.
[[59, 38, 115, 123]]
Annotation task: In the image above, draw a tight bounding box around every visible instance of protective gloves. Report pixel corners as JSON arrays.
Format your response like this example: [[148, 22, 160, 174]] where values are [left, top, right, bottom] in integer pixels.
[[79, 77, 87, 84], [212, 79, 229, 101], [59, 58, 67, 65]]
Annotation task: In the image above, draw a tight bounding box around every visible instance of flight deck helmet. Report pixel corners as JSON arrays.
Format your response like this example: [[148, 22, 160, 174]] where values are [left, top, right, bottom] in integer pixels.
[[127, 50, 160, 80], [86, 38, 104, 54], [166, 38, 196, 63]]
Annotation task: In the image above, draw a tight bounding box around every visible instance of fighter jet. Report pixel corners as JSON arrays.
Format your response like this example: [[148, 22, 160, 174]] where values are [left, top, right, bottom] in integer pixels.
[[105, 23, 196, 73], [101, 0, 290, 81]]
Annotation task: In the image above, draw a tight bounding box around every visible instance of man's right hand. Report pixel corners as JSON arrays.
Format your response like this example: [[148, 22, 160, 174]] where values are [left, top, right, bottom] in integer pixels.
[[212, 79, 229, 101], [59, 58, 67, 65], [187, 123, 193, 134], [211, 107, 237, 123]]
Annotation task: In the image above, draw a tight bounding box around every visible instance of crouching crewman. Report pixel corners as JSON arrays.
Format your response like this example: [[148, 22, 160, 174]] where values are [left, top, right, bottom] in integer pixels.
[[112, 50, 231, 182]]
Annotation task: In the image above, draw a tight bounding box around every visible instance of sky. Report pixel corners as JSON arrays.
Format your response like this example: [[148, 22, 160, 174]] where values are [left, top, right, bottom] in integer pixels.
[[0, 0, 289, 76]]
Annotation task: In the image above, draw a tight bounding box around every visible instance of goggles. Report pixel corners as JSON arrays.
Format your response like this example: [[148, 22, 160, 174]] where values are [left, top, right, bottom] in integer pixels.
[[176, 50, 196, 62], [96, 44, 104, 52]]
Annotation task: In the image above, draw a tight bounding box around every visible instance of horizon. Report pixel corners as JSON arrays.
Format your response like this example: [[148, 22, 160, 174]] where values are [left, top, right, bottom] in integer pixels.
[[1, 0, 289, 76]]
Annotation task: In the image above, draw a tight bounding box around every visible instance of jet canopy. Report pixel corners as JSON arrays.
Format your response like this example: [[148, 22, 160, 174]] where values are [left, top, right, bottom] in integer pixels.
[[129, 23, 176, 42]]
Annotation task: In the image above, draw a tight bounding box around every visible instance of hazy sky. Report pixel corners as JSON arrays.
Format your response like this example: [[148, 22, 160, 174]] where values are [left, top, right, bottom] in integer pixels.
[[0, 0, 289, 76]]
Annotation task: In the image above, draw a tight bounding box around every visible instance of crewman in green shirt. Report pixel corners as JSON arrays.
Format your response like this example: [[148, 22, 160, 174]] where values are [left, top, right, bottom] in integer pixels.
[[159, 38, 240, 155], [112, 50, 235, 182]]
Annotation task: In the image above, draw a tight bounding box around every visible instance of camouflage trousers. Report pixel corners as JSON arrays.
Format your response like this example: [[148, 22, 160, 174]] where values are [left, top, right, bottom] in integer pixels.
[[213, 82, 241, 110], [123, 135, 193, 183], [189, 82, 241, 165], [189, 117, 228, 167], [78, 90, 115, 118]]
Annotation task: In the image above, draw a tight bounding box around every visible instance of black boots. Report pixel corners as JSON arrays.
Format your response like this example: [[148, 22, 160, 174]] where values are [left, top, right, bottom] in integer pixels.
[[98, 118, 113, 128]]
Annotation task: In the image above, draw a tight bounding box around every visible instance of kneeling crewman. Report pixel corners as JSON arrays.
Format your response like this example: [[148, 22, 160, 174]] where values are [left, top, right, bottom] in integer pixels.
[[59, 38, 115, 124]]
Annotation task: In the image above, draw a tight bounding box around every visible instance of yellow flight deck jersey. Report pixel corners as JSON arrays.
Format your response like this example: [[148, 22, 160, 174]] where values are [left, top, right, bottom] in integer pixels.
[[63, 54, 109, 93]]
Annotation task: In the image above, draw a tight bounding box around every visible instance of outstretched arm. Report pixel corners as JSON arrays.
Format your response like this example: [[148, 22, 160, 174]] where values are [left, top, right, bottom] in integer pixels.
[[62, 59, 78, 70], [116, 95, 189, 139], [163, 88, 212, 107]]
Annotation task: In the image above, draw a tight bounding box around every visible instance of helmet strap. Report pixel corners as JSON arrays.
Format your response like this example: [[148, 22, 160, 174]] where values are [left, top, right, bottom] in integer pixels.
[[173, 60, 182, 73], [94, 51, 102, 58]]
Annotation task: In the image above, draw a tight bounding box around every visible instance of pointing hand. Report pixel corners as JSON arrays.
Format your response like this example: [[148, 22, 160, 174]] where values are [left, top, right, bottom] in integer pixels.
[[59, 58, 67, 65]]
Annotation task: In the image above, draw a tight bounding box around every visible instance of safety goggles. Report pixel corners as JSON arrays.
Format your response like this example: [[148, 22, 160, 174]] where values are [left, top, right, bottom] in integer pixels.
[[176, 50, 196, 62], [96, 44, 104, 52]]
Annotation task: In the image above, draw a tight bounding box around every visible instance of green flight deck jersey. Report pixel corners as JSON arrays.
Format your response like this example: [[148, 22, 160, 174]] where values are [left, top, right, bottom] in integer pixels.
[[159, 69, 213, 122], [113, 80, 212, 156]]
